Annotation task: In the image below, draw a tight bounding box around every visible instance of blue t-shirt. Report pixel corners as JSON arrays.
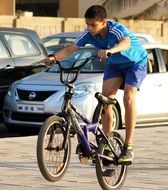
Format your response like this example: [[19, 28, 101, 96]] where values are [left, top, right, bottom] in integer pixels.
[[74, 21, 148, 68]]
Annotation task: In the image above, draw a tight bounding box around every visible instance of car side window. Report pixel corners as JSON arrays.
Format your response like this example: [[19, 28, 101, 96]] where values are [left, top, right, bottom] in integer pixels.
[[146, 49, 159, 74], [43, 37, 76, 47], [0, 40, 9, 59], [43, 37, 60, 47], [4, 34, 39, 56], [160, 49, 168, 71]]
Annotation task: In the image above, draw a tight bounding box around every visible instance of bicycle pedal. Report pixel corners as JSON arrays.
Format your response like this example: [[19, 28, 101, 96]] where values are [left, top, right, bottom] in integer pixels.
[[79, 156, 89, 165], [117, 160, 132, 166]]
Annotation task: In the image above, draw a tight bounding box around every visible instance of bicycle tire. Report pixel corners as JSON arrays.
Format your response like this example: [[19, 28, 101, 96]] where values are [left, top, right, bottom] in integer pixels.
[[95, 131, 127, 190], [37, 115, 71, 182]]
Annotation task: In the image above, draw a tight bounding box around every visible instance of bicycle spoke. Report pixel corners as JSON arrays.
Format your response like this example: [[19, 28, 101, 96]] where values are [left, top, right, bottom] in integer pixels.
[[95, 132, 127, 189], [37, 116, 71, 182]]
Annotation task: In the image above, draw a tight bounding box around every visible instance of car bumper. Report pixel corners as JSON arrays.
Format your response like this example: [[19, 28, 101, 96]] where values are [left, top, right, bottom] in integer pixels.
[[3, 93, 97, 128]]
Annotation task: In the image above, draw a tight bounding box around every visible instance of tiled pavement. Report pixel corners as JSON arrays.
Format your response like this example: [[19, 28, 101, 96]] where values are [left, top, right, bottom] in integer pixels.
[[0, 126, 168, 190]]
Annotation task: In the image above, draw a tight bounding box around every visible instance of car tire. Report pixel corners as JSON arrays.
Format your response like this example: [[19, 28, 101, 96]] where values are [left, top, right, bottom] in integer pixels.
[[112, 105, 120, 130], [92, 103, 121, 131]]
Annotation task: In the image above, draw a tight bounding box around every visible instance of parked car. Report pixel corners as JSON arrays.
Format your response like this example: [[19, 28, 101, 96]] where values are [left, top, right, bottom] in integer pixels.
[[133, 32, 156, 44], [42, 31, 156, 54], [3, 43, 168, 131], [0, 27, 48, 114]]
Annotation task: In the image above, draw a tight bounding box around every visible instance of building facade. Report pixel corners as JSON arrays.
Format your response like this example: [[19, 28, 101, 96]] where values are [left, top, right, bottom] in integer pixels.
[[0, 0, 101, 18], [0, 0, 15, 15]]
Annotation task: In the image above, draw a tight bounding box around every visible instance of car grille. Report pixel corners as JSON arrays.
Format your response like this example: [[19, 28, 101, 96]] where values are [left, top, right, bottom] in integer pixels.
[[11, 112, 53, 122], [17, 89, 57, 101]]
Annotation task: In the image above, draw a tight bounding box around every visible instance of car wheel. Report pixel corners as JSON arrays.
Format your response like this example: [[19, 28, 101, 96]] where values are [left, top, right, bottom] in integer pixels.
[[112, 105, 120, 130]]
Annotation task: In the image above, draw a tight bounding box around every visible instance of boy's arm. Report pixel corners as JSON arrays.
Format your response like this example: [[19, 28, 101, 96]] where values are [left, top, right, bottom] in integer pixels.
[[54, 44, 80, 60], [98, 37, 130, 60], [110, 37, 130, 54], [45, 44, 80, 65]]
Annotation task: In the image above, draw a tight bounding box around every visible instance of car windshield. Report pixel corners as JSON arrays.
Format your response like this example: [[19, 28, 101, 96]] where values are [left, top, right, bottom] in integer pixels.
[[42, 36, 77, 47], [46, 48, 106, 73]]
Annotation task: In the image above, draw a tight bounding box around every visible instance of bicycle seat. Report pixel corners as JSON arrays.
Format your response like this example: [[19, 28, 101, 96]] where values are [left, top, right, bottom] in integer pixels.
[[95, 92, 117, 105]]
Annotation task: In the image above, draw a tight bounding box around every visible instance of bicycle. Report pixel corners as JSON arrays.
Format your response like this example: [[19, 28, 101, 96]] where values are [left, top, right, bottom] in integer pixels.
[[36, 55, 128, 190]]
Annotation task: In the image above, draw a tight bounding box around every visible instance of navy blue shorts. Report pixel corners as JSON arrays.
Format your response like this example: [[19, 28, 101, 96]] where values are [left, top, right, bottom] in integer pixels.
[[103, 63, 147, 89]]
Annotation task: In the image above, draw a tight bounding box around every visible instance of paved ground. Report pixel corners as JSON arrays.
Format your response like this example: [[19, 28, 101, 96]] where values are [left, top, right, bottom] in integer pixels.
[[0, 126, 168, 190]]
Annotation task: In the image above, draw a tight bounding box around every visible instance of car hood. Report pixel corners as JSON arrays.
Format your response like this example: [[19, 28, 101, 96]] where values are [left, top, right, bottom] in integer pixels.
[[17, 71, 103, 86], [18, 71, 62, 86]]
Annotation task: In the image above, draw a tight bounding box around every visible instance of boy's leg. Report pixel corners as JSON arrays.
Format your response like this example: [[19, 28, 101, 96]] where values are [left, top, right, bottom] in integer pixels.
[[117, 84, 137, 165], [102, 77, 123, 136], [118, 64, 147, 164], [124, 84, 137, 146]]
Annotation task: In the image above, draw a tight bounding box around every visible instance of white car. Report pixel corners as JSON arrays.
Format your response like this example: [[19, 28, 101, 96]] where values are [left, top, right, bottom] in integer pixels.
[[42, 32, 156, 54], [3, 43, 168, 131]]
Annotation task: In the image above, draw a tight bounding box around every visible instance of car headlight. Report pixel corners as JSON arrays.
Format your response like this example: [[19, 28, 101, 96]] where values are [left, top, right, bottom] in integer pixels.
[[7, 82, 16, 97], [73, 82, 96, 97]]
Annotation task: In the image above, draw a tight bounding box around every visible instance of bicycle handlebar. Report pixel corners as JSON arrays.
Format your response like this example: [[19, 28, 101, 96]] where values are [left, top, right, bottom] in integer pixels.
[[46, 51, 112, 86], [57, 55, 97, 85]]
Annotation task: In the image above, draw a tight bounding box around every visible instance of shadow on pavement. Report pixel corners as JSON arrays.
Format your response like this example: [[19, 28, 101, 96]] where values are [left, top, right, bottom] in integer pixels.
[[0, 121, 40, 138]]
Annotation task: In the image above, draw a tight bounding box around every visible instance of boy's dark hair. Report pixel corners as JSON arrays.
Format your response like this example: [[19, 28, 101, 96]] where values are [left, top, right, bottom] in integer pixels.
[[84, 5, 107, 21]]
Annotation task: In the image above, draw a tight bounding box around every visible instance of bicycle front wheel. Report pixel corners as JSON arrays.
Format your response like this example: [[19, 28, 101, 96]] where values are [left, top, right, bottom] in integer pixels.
[[95, 132, 127, 190], [37, 116, 71, 182]]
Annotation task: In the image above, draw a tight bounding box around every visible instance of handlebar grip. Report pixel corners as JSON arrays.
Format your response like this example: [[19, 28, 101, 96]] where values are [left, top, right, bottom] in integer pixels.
[[107, 52, 112, 57]]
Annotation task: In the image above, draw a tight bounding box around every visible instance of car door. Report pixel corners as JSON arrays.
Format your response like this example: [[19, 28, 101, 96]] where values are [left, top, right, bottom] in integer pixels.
[[3, 32, 45, 77], [0, 36, 15, 84], [0, 35, 16, 111], [136, 47, 168, 124]]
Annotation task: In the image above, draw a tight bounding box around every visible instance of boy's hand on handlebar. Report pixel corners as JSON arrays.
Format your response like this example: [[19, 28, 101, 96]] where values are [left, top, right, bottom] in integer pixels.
[[98, 50, 112, 61], [44, 54, 59, 66]]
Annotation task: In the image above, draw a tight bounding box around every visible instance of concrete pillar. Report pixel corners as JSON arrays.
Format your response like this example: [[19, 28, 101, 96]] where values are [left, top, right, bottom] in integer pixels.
[[0, 0, 15, 15], [60, 0, 102, 18], [60, 0, 78, 18]]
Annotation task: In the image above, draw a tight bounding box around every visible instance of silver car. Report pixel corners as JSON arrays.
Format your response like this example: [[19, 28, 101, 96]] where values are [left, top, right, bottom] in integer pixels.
[[42, 32, 156, 46], [3, 43, 168, 131], [42, 32, 156, 54]]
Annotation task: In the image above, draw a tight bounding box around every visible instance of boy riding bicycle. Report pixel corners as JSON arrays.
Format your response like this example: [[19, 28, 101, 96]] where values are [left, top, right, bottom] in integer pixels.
[[45, 5, 148, 165]]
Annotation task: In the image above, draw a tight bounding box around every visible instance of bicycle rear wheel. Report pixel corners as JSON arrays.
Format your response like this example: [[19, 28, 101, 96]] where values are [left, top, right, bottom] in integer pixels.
[[37, 116, 71, 182], [95, 132, 127, 190]]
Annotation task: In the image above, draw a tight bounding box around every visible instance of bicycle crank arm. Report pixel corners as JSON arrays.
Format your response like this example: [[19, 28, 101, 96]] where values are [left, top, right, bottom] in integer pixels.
[[98, 153, 117, 164]]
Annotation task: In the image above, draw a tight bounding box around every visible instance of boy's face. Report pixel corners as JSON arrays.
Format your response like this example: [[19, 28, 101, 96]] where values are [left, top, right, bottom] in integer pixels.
[[85, 18, 106, 36]]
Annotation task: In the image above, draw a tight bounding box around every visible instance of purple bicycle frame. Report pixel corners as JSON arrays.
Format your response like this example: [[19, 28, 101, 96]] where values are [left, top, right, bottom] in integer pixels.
[[70, 102, 108, 156]]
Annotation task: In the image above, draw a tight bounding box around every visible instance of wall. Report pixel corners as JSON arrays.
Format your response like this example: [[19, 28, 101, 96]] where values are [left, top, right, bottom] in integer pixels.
[[15, 16, 64, 37], [0, 16, 167, 44]]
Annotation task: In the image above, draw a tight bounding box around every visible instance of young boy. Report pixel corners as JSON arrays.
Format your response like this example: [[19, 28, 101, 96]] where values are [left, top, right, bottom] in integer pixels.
[[45, 5, 148, 164]]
